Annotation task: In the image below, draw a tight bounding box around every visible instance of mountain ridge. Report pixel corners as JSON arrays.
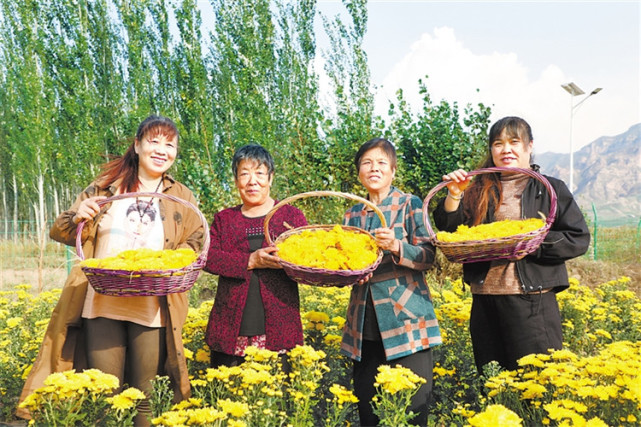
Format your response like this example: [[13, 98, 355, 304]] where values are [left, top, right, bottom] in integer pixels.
[[536, 123, 641, 225]]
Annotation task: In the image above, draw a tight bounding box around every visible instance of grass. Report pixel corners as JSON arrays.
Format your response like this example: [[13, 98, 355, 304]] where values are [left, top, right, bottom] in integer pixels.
[[0, 240, 74, 269], [588, 225, 641, 264], [0, 240, 73, 291]]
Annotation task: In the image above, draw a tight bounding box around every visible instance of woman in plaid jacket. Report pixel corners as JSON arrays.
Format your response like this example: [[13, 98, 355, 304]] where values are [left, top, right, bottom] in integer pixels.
[[342, 138, 442, 426]]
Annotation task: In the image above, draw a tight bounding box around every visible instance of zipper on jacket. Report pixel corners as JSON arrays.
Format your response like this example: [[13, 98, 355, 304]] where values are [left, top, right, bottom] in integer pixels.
[[518, 177, 538, 293]]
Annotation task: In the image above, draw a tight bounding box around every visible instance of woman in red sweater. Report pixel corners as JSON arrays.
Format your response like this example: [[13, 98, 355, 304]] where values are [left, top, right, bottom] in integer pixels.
[[203, 144, 307, 367]]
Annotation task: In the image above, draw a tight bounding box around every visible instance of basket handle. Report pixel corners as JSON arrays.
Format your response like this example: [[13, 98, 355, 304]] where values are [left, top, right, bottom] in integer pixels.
[[75, 191, 210, 262], [263, 190, 388, 246], [422, 167, 558, 239]]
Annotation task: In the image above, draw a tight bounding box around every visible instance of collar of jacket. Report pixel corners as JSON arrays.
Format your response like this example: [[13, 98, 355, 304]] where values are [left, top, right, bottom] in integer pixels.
[[103, 173, 177, 195]]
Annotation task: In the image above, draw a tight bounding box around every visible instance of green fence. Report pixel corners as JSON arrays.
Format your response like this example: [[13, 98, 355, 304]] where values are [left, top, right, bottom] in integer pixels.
[[0, 220, 75, 289], [588, 204, 641, 263]]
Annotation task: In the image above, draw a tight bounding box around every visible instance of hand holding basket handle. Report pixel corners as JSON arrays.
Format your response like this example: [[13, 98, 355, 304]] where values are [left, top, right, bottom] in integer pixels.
[[423, 167, 557, 264], [263, 190, 387, 287], [75, 192, 210, 296]]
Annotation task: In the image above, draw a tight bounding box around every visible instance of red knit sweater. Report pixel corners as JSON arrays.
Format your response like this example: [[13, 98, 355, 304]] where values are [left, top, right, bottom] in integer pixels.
[[203, 203, 307, 354]]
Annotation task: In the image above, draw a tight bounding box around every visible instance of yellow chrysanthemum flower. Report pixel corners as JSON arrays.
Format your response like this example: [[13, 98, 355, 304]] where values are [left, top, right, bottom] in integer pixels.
[[436, 218, 544, 242], [374, 365, 426, 395], [468, 404, 522, 426], [217, 398, 250, 418], [277, 225, 378, 270], [81, 247, 197, 271], [329, 384, 359, 405]]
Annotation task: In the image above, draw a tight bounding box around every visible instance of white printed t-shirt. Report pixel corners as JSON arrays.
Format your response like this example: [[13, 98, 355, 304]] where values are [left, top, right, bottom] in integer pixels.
[[82, 197, 166, 327]]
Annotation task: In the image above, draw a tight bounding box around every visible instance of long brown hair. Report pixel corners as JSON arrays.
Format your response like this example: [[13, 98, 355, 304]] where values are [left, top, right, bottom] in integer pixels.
[[463, 116, 533, 225], [96, 115, 179, 193]]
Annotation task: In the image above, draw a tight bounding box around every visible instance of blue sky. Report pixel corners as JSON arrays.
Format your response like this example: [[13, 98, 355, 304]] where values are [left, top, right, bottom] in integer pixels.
[[197, 1, 640, 155], [314, 0, 640, 154]]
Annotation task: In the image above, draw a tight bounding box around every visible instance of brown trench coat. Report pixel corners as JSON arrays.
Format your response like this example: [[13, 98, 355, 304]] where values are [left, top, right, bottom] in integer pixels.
[[17, 175, 205, 419]]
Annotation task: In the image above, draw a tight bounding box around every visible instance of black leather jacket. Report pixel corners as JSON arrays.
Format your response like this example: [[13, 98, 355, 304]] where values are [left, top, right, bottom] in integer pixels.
[[433, 168, 590, 293]]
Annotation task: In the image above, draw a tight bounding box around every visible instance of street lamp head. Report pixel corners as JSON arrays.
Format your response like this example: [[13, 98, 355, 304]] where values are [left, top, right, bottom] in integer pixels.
[[562, 82, 585, 96], [560, 82, 602, 194]]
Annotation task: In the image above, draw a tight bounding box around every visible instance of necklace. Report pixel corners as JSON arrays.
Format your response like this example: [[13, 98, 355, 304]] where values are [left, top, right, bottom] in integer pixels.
[[134, 178, 163, 235]]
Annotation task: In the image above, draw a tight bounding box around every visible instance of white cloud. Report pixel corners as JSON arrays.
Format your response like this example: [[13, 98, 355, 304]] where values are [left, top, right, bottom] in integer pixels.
[[373, 26, 624, 155]]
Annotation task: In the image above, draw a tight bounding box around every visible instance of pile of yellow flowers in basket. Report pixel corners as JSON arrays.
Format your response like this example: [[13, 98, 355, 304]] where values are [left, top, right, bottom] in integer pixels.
[[80, 247, 198, 271], [436, 218, 545, 242], [277, 225, 378, 270]]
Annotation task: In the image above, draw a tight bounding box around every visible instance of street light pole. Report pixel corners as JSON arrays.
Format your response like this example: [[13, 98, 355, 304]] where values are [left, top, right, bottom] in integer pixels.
[[561, 83, 602, 193]]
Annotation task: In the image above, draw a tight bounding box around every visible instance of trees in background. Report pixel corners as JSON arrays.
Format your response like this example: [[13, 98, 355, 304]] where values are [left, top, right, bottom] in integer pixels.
[[388, 79, 492, 200], [0, 0, 491, 226]]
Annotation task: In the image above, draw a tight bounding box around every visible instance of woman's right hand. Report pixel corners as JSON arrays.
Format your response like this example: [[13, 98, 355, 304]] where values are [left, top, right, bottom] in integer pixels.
[[442, 169, 470, 212], [248, 246, 282, 270], [442, 169, 471, 196], [72, 196, 107, 224], [355, 272, 373, 286]]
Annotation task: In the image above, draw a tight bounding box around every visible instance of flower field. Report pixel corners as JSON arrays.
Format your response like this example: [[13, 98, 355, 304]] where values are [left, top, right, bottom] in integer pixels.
[[1, 276, 640, 426]]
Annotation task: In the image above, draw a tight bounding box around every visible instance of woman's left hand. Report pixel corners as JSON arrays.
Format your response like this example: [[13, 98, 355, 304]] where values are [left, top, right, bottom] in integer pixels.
[[373, 227, 400, 255]]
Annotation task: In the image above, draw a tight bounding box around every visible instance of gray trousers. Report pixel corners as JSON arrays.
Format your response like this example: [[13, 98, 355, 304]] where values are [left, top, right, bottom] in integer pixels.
[[85, 317, 167, 426]]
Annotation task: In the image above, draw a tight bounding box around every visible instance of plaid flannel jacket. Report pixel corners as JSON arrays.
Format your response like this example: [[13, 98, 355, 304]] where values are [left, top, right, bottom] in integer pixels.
[[341, 186, 442, 361]]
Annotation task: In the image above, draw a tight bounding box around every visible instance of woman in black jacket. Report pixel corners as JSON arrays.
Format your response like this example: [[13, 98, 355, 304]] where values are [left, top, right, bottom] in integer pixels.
[[433, 116, 590, 373]]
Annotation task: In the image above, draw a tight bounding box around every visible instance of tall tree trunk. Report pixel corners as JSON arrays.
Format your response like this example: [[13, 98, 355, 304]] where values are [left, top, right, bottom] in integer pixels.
[[53, 182, 60, 219], [12, 174, 18, 243], [1, 176, 6, 238], [36, 171, 45, 241], [0, 176, 4, 290], [36, 172, 46, 292]]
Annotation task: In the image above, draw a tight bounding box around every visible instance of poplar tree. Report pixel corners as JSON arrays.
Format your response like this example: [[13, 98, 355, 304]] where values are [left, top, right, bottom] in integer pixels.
[[205, 0, 330, 218], [0, 0, 492, 227], [0, 0, 57, 232], [43, 0, 123, 209], [320, 0, 380, 197], [115, 0, 156, 122], [170, 0, 220, 214]]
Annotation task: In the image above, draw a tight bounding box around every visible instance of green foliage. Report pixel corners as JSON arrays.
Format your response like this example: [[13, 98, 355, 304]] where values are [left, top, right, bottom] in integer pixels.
[[320, 0, 382, 199], [0, 0, 491, 230], [0, 0, 57, 212], [150, 375, 174, 418], [389, 78, 492, 200]]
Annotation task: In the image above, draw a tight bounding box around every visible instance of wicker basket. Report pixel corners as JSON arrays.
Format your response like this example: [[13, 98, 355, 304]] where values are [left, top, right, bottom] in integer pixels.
[[76, 192, 210, 296], [423, 167, 557, 263], [264, 191, 387, 287]]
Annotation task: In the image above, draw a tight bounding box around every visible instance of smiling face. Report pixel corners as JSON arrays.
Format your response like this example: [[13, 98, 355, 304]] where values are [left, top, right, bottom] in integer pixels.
[[235, 159, 273, 209], [358, 147, 396, 195], [490, 128, 533, 169], [134, 132, 177, 180]]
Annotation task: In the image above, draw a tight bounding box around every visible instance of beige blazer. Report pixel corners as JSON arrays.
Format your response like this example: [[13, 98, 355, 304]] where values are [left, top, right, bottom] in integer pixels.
[[17, 174, 205, 418]]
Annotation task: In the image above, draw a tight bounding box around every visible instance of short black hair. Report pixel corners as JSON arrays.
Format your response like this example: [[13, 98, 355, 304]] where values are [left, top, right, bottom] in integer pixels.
[[354, 138, 397, 173], [232, 144, 275, 178]]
